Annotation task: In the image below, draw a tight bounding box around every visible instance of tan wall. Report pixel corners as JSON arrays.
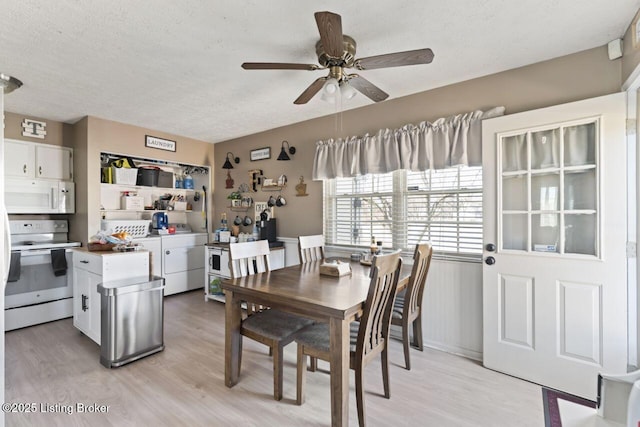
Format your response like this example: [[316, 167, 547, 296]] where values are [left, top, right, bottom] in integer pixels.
[[68, 118, 89, 243], [4, 112, 70, 146], [623, 10, 640, 85], [213, 46, 621, 239], [53, 116, 213, 242], [78, 116, 215, 243]]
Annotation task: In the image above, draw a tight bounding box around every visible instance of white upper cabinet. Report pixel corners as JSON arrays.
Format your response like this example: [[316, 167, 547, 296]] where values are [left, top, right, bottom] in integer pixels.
[[36, 144, 73, 180], [5, 139, 73, 180], [4, 139, 35, 177]]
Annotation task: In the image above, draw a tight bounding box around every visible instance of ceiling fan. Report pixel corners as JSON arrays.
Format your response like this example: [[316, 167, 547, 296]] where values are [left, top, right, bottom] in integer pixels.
[[241, 11, 434, 104]]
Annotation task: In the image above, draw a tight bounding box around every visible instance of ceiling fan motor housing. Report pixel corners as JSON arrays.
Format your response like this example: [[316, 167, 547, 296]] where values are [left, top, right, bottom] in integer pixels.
[[316, 35, 357, 68]]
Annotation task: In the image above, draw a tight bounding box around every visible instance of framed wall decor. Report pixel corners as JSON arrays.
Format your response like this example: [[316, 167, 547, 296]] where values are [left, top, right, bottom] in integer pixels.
[[250, 147, 270, 161], [145, 135, 176, 152]]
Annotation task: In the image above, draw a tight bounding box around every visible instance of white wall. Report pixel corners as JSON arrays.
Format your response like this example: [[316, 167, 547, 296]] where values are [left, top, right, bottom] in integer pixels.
[[421, 259, 483, 361]]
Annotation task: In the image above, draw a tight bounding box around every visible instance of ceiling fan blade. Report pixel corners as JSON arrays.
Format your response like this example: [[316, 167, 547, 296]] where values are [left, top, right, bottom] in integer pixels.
[[354, 48, 434, 70], [294, 77, 327, 104], [348, 75, 389, 102], [314, 11, 343, 58], [242, 62, 319, 71]]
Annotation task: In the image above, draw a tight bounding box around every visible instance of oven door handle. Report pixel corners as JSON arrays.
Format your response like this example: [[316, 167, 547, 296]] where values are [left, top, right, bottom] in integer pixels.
[[3, 211, 10, 287], [18, 249, 59, 257]]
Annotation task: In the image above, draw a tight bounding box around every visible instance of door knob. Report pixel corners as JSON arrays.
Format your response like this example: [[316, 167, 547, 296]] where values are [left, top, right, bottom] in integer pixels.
[[485, 256, 496, 265], [485, 243, 496, 252]]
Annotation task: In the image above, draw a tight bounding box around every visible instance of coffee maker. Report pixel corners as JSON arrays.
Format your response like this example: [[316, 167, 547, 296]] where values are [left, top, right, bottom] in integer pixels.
[[258, 219, 282, 247]]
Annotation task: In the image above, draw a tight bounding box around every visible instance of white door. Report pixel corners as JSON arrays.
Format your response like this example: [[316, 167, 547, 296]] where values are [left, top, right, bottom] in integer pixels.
[[482, 92, 628, 400]]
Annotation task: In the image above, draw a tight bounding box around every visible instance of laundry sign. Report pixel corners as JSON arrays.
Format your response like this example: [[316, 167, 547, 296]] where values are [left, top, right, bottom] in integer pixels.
[[145, 135, 176, 152], [22, 118, 46, 139]]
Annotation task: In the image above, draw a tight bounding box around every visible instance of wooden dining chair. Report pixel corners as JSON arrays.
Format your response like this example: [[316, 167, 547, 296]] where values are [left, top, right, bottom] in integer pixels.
[[229, 240, 314, 401], [294, 251, 402, 427], [298, 234, 325, 371], [298, 234, 325, 263], [391, 242, 433, 370]]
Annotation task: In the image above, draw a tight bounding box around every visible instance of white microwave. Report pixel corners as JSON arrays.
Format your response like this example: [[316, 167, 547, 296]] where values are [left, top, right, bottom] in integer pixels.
[[5, 178, 75, 214]]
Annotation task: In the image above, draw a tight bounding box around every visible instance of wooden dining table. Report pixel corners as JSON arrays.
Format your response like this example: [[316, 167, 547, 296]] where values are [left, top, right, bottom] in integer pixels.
[[221, 259, 408, 427]]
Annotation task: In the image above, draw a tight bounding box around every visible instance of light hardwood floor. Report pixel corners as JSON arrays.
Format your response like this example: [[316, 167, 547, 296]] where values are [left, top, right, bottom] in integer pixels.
[[5, 290, 544, 426]]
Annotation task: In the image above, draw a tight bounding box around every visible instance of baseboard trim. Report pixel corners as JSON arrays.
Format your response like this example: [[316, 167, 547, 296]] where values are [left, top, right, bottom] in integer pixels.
[[423, 339, 483, 362]]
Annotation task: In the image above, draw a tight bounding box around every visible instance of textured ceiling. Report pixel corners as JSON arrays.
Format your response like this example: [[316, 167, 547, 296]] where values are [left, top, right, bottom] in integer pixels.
[[1, 1, 639, 143]]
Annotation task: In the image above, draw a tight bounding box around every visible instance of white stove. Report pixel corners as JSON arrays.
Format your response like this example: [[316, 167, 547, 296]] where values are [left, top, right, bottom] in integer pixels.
[[11, 240, 81, 251], [9, 220, 80, 251], [6, 220, 80, 331]]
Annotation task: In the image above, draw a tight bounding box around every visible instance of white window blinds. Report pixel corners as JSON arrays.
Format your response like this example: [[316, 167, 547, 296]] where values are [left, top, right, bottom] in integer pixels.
[[324, 166, 483, 259]]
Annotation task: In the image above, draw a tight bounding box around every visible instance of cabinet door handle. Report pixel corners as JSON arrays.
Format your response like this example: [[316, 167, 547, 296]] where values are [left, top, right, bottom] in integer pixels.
[[166, 250, 171, 255], [39, 166, 42, 176], [81, 294, 88, 312], [80, 260, 89, 264], [23, 164, 27, 174]]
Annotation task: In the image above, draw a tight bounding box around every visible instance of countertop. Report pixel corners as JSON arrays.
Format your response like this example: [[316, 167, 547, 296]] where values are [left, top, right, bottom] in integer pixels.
[[206, 241, 284, 250], [72, 247, 150, 255], [134, 232, 207, 240]]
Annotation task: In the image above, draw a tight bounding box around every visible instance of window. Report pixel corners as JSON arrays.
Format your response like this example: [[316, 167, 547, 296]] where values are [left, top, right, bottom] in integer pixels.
[[323, 166, 483, 259]]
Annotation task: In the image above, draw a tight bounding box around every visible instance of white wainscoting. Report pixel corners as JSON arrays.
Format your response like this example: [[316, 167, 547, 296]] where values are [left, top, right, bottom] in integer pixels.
[[323, 245, 484, 360], [421, 259, 483, 361], [278, 237, 300, 267]]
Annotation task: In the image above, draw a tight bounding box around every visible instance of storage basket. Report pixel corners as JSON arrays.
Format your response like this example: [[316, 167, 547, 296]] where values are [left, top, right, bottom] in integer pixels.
[[112, 167, 139, 185], [101, 220, 151, 238], [121, 195, 144, 210]]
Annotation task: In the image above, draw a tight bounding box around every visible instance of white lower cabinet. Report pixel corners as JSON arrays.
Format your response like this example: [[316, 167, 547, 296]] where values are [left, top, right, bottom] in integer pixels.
[[161, 234, 207, 296], [72, 249, 150, 345]]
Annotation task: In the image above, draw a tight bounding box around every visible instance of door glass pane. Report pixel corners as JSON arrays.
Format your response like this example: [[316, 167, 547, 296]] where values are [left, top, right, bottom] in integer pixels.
[[532, 213, 559, 253], [531, 173, 560, 211], [502, 134, 527, 172], [531, 128, 560, 169], [502, 175, 527, 211], [499, 119, 598, 257], [564, 123, 596, 166], [503, 214, 527, 250], [565, 214, 596, 255], [564, 169, 596, 210]]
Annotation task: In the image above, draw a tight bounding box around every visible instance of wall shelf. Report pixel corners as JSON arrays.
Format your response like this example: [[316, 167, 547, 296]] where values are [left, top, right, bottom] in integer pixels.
[[101, 209, 193, 213], [261, 184, 286, 191], [101, 183, 197, 193]]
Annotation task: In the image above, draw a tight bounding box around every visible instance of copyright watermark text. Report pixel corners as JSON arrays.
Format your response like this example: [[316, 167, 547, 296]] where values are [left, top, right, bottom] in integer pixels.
[[2, 402, 110, 415]]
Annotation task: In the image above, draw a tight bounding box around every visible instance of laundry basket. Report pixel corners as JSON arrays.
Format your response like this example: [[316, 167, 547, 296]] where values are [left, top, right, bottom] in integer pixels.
[[101, 220, 151, 238]]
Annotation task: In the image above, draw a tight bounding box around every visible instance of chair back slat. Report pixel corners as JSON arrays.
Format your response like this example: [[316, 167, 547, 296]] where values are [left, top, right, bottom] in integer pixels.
[[406, 243, 433, 316], [357, 251, 402, 357], [229, 240, 271, 278], [298, 235, 325, 263]]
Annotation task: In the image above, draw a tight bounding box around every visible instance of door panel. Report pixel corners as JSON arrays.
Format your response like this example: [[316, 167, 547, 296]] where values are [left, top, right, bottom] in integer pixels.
[[482, 92, 627, 400], [558, 280, 601, 364], [499, 274, 534, 348]]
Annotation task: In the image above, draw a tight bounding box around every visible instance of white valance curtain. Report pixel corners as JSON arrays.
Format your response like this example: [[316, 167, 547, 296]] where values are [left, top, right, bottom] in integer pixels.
[[312, 106, 505, 180]]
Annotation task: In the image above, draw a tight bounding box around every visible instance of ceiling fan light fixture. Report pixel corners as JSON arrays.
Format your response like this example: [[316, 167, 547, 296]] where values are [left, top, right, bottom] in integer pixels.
[[340, 81, 357, 101], [321, 78, 340, 102], [222, 152, 240, 169]]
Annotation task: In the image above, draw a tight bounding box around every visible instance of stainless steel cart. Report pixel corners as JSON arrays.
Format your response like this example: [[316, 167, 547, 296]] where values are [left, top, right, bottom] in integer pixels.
[[97, 275, 165, 368]]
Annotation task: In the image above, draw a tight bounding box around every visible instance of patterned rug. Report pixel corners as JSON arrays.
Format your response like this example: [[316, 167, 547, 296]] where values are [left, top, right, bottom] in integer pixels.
[[542, 387, 597, 427]]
